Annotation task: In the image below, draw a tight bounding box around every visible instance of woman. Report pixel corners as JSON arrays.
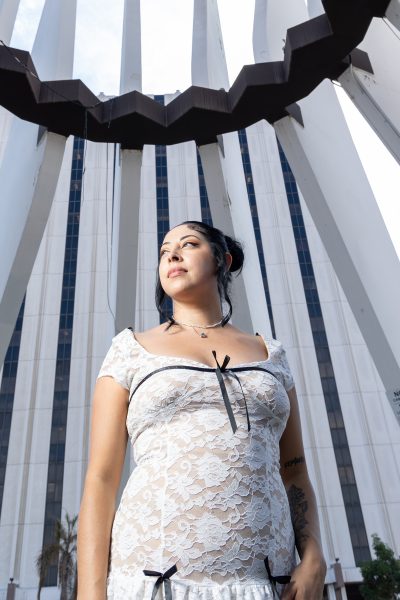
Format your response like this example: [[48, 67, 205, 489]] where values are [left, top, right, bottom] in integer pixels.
[[77, 220, 326, 599]]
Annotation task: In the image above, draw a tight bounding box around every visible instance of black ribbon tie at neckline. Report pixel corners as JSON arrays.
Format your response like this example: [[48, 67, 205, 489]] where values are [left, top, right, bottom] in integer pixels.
[[212, 351, 251, 434], [143, 564, 177, 600]]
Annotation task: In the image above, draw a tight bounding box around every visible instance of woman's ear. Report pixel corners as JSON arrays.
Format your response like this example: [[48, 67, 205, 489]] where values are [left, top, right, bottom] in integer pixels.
[[225, 252, 233, 271]]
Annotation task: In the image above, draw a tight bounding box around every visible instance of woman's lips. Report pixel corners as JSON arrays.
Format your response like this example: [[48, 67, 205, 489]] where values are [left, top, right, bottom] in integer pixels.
[[169, 269, 186, 278]]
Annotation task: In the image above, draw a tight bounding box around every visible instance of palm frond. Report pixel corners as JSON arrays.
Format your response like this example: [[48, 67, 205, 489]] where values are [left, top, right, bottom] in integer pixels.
[[36, 512, 79, 600], [36, 543, 59, 575]]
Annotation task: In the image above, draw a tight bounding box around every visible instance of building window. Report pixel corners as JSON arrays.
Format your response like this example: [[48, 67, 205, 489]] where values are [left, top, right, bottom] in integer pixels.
[[0, 296, 25, 517], [41, 137, 84, 585], [196, 149, 213, 226], [154, 96, 172, 322], [277, 140, 370, 566], [238, 129, 276, 338]]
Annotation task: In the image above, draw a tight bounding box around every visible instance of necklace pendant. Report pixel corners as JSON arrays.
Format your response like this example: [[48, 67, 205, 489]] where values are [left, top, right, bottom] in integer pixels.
[[200, 332, 207, 338]]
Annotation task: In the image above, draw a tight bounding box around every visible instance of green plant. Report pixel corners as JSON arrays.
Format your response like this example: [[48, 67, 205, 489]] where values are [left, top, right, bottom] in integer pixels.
[[360, 534, 400, 600]]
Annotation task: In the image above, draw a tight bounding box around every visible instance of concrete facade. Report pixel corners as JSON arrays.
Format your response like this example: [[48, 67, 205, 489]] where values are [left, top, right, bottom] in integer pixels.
[[0, 111, 399, 599], [1, 1, 400, 599]]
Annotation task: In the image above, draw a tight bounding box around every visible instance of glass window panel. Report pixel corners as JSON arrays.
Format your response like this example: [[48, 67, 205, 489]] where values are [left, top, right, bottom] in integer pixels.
[[277, 138, 370, 563]]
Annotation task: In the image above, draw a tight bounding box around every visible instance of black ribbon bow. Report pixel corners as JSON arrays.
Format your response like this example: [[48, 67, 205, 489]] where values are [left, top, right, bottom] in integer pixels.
[[212, 351, 251, 434], [143, 564, 177, 600], [264, 556, 291, 598]]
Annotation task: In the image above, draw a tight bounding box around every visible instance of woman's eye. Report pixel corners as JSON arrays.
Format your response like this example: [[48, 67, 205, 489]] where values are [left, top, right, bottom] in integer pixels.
[[159, 241, 197, 257]]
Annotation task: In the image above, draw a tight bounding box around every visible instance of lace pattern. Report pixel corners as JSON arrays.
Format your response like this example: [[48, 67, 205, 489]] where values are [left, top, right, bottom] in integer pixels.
[[97, 328, 296, 599]]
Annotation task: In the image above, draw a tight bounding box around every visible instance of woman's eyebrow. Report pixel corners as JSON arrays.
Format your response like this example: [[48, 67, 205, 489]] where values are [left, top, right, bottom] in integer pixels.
[[160, 234, 201, 248]]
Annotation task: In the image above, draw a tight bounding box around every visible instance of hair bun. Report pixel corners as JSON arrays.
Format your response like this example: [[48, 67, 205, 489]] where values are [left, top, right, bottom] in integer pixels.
[[224, 234, 244, 274]]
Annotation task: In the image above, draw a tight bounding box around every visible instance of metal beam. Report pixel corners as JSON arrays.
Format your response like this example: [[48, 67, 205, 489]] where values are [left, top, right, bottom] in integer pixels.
[[0, 0, 389, 147], [0, 0, 77, 368], [339, 16, 400, 164]]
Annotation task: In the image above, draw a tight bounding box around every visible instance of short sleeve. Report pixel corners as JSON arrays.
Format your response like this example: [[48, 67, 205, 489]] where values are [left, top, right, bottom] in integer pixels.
[[96, 329, 132, 391], [279, 344, 295, 392], [268, 338, 295, 392]]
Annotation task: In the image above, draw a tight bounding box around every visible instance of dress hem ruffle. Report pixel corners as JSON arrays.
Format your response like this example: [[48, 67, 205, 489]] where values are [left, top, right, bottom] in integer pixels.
[[107, 572, 281, 599]]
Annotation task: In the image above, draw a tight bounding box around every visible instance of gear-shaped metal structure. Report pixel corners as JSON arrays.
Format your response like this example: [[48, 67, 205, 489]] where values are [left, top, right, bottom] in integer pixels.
[[0, 0, 390, 146]]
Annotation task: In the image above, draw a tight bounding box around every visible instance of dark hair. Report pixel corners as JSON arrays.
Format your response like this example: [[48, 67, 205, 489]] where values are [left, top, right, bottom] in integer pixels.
[[155, 221, 244, 328]]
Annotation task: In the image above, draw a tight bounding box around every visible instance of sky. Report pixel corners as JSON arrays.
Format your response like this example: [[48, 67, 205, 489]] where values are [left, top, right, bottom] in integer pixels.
[[10, 0, 400, 256]]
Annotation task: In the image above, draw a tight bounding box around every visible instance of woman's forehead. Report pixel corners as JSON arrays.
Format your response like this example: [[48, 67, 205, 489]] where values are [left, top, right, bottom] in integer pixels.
[[162, 224, 205, 244]]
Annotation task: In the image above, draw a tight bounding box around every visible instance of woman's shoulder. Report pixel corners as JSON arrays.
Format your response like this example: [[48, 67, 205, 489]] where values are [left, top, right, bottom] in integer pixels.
[[114, 323, 162, 337], [97, 327, 141, 391], [254, 331, 284, 356], [261, 335, 295, 391], [110, 326, 136, 348], [110, 327, 147, 357], [127, 324, 167, 346], [264, 336, 285, 354]]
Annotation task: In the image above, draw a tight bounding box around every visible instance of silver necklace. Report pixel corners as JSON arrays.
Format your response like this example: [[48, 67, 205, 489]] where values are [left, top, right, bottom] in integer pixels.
[[172, 315, 225, 338]]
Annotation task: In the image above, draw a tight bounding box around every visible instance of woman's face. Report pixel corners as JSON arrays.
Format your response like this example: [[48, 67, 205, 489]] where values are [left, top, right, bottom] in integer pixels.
[[158, 224, 221, 300]]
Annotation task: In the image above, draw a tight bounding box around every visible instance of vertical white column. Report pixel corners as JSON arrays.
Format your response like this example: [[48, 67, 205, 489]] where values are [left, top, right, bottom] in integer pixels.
[[165, 90, 203, 229], [110, 0, 144, 495], [192, 0, 230, 90], [338, 18, 400, 164], [0, 106, 12, 162], [245, 118, 343, 570], [0, 0, 77, 369], [114, 147, 143, 334], [0, 0, 20, 162], [0, 138, 73, 590], [120, 0, 142, 96], [167, 139, 203, 228], [253, 0, 400, 424], [386, 0, 400, 31], [30, 0, 76, 81], [253, 0, 305, 63], [192, 0, 271, 335], [0, 0, 20, 45], [114, 0, 143, 335], [0, 0, 77, 589], [301, 184, 400, 556], [197, 143, 253, 332], [136, 144, 159, 333], [63, 141, 115, 534], [0, 0, 16, 154]]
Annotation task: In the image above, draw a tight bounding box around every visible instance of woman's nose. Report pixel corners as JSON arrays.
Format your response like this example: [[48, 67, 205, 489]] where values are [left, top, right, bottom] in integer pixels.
[[168, 249, 182, 261]]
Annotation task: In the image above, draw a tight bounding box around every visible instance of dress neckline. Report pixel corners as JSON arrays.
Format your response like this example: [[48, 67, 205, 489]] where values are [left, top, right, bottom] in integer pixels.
[[126, 328, 272, 370]]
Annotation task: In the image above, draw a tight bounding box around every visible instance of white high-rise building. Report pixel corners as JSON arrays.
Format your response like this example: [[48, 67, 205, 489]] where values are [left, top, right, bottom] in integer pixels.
[[0, 1, 399, 599]]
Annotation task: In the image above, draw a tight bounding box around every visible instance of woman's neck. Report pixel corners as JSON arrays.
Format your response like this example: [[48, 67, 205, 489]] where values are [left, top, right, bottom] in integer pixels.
[[172, 306, 225, 327]]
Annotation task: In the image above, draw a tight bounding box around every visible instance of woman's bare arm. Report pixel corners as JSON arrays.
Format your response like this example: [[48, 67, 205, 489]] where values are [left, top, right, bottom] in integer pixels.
[[279, 385, 326, 599], [77, 376, 129, 600]]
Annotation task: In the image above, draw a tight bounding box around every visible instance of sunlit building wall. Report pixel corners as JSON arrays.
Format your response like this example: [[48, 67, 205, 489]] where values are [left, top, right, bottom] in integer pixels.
[[0, 93, 399, 600]]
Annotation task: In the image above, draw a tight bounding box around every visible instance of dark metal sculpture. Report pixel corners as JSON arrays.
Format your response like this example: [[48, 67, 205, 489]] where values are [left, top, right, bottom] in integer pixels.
[[0, 0, 389, 148]]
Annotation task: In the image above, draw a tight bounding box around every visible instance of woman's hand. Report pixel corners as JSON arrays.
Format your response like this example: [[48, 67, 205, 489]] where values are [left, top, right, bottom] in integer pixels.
[[281, 555, 327, 600]]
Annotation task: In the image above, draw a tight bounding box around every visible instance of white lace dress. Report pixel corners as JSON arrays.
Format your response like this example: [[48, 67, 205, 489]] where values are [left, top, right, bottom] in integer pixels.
[[97, 327, 296, 599]]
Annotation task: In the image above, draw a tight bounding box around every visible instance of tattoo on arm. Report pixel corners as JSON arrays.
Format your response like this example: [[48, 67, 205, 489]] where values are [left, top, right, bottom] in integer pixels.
[[284, 455, 305, 469], [287, 484, 309, 554]]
